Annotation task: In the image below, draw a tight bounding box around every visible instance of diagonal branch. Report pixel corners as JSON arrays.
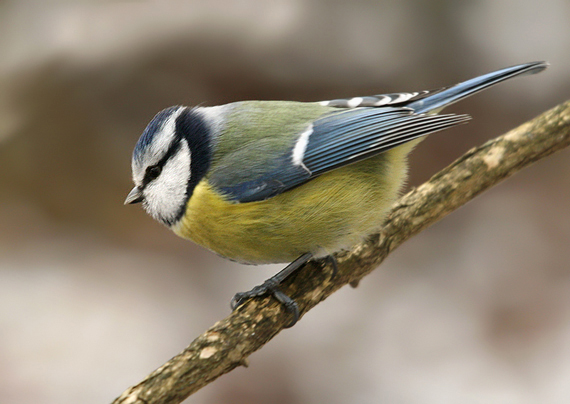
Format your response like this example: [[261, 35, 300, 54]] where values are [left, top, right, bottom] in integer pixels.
[[113, 100, 570, 404]]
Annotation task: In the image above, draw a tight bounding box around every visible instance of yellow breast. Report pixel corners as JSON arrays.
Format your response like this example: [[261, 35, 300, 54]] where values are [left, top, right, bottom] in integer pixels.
[[173, 143, 416, 264]]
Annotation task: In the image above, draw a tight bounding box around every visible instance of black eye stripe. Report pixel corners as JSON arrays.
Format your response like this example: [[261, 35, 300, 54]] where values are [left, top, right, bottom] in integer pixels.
[[142, 139, 182, 186], [145, 165, 162, 181]]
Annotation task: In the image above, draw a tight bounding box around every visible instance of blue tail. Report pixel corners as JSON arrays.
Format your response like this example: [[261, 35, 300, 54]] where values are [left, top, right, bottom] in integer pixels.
[[407, 61, 548, 114]]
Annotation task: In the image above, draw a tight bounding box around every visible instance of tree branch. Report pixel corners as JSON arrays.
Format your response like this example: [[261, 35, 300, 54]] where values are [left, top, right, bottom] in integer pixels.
[[113, 100, 570, 404]]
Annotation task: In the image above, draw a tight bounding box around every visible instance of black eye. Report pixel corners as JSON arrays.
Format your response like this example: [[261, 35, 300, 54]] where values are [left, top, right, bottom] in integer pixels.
[[146, 165, 162, 181]]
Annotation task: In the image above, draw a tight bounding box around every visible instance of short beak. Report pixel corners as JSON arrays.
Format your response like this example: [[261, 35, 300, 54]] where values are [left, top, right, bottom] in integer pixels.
[[124, 186, 144, 205]]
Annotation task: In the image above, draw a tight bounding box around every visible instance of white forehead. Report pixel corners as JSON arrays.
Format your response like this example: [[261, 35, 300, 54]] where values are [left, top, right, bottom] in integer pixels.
[[132, 106, 186, 184]]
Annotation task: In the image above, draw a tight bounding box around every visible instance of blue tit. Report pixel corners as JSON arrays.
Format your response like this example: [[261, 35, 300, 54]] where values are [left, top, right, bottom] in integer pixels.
[[125, 61, 547, 325]]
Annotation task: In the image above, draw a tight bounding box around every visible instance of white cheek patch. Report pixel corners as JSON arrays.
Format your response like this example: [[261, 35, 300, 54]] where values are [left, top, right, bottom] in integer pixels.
[[142, 141, 192, 225]]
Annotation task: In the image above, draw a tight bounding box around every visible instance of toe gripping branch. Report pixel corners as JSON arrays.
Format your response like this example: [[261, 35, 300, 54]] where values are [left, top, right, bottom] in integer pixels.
[[231, 253, 338, 328]]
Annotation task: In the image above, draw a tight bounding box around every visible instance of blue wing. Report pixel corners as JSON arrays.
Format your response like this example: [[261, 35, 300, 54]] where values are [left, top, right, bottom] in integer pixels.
[[215, 107, 469, 202], [214, 61, 547, 203]]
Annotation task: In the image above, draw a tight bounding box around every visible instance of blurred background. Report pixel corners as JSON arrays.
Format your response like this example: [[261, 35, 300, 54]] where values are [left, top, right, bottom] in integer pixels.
[[1, 1, 569, 403]]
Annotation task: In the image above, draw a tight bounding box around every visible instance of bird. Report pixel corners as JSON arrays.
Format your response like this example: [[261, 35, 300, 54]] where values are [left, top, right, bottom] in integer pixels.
[[125, 61, 547, 326]]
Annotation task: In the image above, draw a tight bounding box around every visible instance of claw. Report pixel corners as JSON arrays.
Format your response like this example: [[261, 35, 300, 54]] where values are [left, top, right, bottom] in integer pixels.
[[231, 285, 300, 327], [272, 288, 300, 327], [326, 255, 339, 279], [230, 293, 246, 310], [229, 253, 312, 327]]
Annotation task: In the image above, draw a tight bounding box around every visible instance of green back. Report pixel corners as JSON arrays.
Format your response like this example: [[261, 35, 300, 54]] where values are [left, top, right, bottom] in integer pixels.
[[208, 101, 331, 187]]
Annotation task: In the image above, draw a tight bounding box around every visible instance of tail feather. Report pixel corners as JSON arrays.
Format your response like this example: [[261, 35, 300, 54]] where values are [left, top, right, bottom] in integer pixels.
[[407, 61, 548, 114]]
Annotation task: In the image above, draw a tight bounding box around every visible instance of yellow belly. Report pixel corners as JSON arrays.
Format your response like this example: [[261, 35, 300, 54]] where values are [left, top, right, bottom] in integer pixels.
[[173, 143, 416, 264]]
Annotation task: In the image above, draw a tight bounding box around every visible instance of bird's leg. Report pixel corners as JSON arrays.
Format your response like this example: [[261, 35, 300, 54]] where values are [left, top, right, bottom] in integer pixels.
[[231, 252, 313, 327]]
